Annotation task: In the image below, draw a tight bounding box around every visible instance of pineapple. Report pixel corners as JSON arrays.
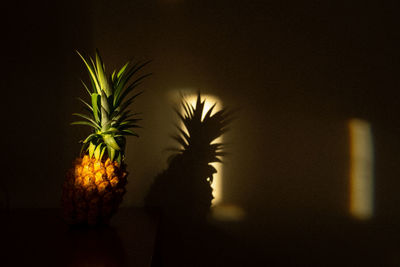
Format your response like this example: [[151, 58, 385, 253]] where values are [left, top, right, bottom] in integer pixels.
[[62, 50, 150, 225], [145, 93, 232, 222]]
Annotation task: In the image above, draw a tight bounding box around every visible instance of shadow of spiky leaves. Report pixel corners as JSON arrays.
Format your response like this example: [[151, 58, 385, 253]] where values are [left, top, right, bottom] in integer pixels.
[[145, 92, 235, 223]]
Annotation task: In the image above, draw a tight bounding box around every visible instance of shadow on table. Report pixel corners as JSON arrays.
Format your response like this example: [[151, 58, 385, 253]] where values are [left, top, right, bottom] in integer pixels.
[[2, 210, 127, 267], [63, 225, 126, 267]]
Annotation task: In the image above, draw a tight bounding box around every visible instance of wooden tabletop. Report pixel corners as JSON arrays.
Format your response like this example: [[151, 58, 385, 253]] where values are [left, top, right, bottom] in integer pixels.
[[1, 207, 159, 267]]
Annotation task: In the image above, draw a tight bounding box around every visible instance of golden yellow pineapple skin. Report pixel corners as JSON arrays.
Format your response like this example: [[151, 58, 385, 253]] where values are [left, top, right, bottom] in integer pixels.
[[62, 155, 128, 225]]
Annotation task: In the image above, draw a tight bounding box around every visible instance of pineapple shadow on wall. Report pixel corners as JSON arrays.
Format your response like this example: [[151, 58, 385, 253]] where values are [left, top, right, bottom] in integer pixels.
[[144, 92, 237, 266]]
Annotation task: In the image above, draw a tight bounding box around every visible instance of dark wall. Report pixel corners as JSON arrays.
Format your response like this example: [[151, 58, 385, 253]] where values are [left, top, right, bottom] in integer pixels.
[[3, 0, 400, 242], [89, 0, 400, 221], [3, 0, 93, 208], [3, 0, 400, 265]]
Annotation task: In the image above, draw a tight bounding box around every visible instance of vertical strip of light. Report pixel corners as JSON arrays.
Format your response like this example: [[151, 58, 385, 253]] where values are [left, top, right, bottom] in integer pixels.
[[349, 119, 374, 220]]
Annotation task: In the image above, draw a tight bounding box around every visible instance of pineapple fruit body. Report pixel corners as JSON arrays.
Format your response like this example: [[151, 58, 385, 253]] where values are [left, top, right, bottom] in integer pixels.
[[62, 155, 128, 225]]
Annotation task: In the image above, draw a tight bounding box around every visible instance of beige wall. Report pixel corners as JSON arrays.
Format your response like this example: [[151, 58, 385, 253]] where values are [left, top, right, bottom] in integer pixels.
[[3, 0, 400, 224], [90, 0, 400, 223]]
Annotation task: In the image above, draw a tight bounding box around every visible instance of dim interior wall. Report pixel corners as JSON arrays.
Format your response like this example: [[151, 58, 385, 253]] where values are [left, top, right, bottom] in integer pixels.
[[3, 0, 400, 226], [3, 0, 93, 208], [91, 0, 400, 223]]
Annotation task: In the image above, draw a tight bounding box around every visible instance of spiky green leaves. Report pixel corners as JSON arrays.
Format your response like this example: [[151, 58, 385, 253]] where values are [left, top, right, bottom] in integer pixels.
[[171, 92, 233, 164], [72, 50, 150, 163]]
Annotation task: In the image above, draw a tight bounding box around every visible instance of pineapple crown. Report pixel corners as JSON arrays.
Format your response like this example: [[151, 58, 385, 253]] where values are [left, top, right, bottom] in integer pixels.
[[170, 93, 232, 164], [72, 50, 150, 163]]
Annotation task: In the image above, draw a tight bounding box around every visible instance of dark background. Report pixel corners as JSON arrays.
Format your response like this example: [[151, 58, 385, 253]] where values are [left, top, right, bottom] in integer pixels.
[[2, 0, 400, 265]]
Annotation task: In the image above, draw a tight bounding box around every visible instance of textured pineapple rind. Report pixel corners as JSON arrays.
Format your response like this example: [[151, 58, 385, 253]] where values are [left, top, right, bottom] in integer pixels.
[[62, 155, 128, 225]]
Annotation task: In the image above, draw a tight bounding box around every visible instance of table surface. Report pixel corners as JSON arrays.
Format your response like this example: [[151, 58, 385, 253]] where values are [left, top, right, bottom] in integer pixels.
[[1, 207, 159, 267]]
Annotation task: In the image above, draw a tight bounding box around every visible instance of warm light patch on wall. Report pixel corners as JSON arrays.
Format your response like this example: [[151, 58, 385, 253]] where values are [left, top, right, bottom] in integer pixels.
[[211, 204, 245, 221], [182, 94, 223, 206], [349, 119, 374, 220]]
